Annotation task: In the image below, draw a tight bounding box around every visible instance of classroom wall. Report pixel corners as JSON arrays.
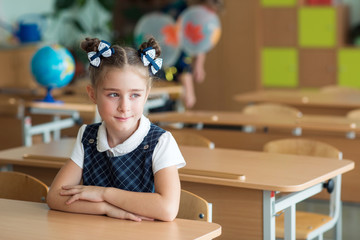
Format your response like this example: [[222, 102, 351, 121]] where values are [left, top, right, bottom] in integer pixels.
[[194, 0, 360, 111], [194, 0, 260, 111], [0, 0, 53, 43]]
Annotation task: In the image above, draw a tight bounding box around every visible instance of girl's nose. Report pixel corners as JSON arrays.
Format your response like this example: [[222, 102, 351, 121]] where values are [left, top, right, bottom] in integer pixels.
[[118, 98, 129, 112]]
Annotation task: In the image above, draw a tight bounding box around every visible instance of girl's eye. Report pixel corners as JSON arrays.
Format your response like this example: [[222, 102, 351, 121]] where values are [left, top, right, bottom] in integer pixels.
[[108, 93, 119, 97], [131, 93, 140, 98]]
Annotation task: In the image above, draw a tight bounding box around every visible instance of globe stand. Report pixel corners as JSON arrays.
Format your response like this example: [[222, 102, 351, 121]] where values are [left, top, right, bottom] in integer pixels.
[[38, 87, 63, 103]]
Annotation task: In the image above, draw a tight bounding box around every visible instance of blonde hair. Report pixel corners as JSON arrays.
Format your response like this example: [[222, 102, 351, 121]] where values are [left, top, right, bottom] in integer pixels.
[[80, 37, 161, 89]]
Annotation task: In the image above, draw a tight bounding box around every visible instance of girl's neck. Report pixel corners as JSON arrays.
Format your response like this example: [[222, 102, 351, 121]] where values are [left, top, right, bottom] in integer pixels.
[[106, 120, 140, 148]]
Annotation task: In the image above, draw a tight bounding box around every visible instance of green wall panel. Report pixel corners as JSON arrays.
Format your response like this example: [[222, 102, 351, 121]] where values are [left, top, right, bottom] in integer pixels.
[[299, 8, 336, 47], [261, 0, 296, 7], [338, 49, 360, 88], [262, 48, 298, 87]]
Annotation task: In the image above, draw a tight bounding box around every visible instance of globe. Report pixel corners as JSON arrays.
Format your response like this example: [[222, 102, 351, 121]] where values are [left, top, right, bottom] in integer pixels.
[[178, 6, 221, 56], [31, 44, 75, 102], [134, 12, 181, 67]]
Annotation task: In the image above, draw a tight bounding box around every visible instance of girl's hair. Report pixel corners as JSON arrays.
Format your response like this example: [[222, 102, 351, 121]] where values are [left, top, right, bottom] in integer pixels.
[[80, 37, 161, 89]]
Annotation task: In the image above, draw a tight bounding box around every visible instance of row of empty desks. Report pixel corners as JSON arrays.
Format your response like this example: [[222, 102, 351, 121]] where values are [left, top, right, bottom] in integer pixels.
[[149, 110, 360, 138], [234, 89, 360, 116], [0, 138, 354, 240]]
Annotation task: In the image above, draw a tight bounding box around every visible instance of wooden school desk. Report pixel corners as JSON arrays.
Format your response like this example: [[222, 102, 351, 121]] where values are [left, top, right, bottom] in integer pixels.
[[233, 89, 360, 116], [148, 110, 360, 138], [0, 198, 221, 240], [148, 110, 360, 203], [0, 138, 354, 240]]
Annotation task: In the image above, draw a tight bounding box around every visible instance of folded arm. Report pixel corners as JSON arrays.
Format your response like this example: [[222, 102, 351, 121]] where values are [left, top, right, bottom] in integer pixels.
[[49, 160, 181, 221], [103, 166, 181, 221], [47, 160, 144, 221]]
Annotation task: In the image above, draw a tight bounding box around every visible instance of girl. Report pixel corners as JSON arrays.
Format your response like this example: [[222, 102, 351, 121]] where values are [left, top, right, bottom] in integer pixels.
[[47, 37, 186, 222]]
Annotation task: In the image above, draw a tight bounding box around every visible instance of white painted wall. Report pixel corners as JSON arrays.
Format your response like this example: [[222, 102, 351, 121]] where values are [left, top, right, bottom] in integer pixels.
[[0, 0, 54, 43], [0, 0, 111, 47]]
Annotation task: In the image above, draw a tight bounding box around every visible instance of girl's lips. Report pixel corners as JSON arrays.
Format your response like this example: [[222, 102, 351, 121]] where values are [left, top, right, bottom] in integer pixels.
[[115, 116, 131, 121]]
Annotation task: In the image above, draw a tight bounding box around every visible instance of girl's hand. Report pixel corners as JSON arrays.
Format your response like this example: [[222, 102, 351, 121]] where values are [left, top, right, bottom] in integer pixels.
[[105, 203, 154, 222], [60, 185, 105, 204]]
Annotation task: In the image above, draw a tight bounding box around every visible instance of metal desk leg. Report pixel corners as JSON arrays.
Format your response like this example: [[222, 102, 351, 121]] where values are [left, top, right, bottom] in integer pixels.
[[284, 204, 296, 240], [263, 190, 276, 240]]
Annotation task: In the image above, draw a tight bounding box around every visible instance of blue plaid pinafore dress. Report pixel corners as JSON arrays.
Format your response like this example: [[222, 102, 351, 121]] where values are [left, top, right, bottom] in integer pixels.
[[81, 123, 165, 193]]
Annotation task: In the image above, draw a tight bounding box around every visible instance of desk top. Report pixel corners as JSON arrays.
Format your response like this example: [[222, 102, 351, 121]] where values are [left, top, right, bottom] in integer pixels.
[[0, 138, 354, 192], [148, 110, 360, 134], [234, 89, 360, 109], [0, 198, 221, 240]]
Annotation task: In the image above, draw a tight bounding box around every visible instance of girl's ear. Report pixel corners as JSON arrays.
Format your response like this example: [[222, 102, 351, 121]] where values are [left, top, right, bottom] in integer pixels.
[[86, 85, 96, 104]]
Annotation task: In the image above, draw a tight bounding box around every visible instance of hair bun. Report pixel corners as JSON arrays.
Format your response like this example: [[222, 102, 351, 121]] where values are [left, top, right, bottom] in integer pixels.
[[80, 37, 101, 53], [139, 37, 161, 58]]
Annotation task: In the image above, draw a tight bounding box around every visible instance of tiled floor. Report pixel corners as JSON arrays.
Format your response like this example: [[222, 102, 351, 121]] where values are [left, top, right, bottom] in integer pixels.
[[296, 199, 360, 240]]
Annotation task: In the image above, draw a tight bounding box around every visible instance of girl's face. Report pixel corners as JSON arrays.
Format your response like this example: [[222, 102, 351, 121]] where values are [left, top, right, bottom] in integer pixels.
[[87, 67, 149, 146]]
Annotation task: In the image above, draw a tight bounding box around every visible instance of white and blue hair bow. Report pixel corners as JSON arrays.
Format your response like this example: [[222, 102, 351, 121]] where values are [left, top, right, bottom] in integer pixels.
[[140, 47, 163, 75], [87, 40, 114, 67]]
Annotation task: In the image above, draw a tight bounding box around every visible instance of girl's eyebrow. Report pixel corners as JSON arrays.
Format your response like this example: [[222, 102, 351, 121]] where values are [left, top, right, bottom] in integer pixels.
[[102, 88, 145, 92]]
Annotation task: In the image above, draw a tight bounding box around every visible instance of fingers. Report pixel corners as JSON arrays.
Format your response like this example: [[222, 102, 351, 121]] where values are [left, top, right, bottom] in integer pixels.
[[65, 194, 80, 205], [125, 213, 142, 222], [60, 186, 82, 196], [60, 185, 83, 204], [62, 185, 82, 190], [138, 215, 154, 221], [105, 204, 146, 222]]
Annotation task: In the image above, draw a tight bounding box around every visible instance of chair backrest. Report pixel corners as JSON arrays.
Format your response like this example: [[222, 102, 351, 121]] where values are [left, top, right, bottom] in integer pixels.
[[346, 108, 360, 120], [0, 171, 49, 203], [242, 103, 302, 118], [171, 131, 215, 149], [263, 138, 342, 159], [177, 189, 210, 222]]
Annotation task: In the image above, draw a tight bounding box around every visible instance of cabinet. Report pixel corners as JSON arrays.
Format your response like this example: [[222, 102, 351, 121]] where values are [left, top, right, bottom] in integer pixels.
[[299, 7, 336, 47], [262, 7, 297, 46], [262, 48, 298, 87], [299, 49, 337, 87], [261, 0, 297, 7], [338, 49, 360, 88], [259, 0, 350, 88]]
